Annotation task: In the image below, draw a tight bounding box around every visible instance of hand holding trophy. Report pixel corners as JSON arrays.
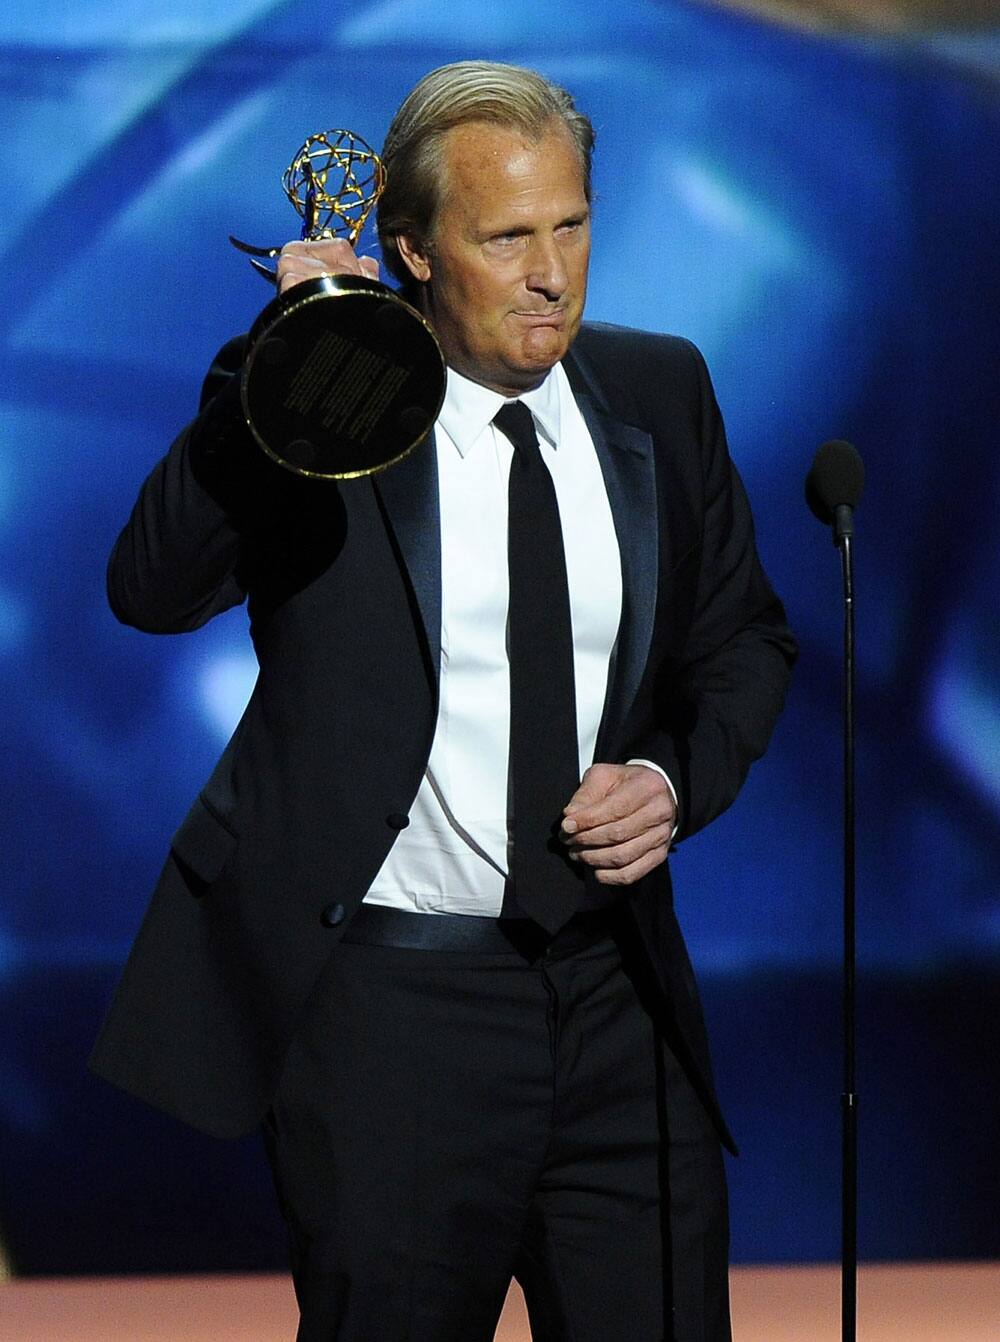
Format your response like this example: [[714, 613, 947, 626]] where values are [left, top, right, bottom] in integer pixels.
[[230, 130, 445, 479]]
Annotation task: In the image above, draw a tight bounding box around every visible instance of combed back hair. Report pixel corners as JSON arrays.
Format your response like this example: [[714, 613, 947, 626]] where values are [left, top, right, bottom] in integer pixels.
[[377, 60, 595, 287]]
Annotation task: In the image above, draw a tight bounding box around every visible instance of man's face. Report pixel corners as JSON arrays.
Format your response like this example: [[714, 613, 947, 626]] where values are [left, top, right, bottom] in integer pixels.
[[399, 120, 591, 396]]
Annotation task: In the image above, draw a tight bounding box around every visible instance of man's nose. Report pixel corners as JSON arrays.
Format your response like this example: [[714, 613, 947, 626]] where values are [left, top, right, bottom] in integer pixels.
[[526, 238, 568, 300]]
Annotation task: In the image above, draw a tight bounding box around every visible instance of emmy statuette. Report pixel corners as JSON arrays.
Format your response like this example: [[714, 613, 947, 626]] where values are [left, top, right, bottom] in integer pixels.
[[231, 130, 445, 479]]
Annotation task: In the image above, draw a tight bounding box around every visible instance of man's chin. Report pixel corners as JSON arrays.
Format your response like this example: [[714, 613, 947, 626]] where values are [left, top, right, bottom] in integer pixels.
[[497, 357, 562, 394], [506, 331, 574, 381], [521, 326, 572, 360], [456, 334, 577, 395]]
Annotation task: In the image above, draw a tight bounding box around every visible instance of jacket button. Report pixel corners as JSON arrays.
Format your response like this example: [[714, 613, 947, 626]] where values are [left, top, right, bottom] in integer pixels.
[[320, 902, 345, 928], [386, 812, 410, 830]]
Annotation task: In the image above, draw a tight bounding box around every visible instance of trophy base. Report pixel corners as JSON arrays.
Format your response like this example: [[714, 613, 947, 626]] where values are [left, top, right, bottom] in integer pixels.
[[242, 274, 445, 479]]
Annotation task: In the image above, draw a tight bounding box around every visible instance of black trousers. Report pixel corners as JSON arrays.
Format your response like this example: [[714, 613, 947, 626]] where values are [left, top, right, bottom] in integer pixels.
[[263, 914, 731, 1342]]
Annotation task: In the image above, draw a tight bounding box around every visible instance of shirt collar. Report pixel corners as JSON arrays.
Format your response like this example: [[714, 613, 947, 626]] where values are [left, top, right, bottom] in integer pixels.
[[437, 363, 563, 458]]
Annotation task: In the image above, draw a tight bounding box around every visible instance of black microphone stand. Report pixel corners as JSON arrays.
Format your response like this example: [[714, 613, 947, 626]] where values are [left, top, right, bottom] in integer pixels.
[[835, 502, 858, 1342], [808, 441, 864, 1340]]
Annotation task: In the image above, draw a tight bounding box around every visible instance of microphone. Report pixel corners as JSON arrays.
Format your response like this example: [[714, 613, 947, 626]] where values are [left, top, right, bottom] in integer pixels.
[[806, 439, 865, 544], [805, 436, 866, 1340]]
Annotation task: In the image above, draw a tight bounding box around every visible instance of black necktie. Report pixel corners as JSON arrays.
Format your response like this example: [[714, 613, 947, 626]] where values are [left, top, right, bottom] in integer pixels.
[[496, 400, 585, 934]]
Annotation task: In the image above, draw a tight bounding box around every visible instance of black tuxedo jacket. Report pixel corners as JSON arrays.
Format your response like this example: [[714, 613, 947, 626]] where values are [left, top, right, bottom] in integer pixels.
[[91, 322, 795, 1148]]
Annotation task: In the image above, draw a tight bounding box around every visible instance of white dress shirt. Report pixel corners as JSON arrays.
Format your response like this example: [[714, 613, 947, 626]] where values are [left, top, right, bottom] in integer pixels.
[[364, 361, 624, 916]]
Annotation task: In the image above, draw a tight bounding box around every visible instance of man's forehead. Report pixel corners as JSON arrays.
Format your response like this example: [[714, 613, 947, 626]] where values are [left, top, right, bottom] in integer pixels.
[[438, 119, 586, 199], [442, 119, 576, 167]]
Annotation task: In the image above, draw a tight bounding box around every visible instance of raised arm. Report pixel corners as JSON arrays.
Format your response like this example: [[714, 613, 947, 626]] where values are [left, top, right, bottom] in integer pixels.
[[108, 238, 381, 634]]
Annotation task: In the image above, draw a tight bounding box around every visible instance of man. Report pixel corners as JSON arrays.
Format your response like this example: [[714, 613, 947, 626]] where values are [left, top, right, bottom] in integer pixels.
[[92, 61, 795, 1341]]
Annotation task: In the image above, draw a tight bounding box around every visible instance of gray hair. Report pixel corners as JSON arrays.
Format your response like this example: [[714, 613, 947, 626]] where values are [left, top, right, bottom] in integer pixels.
[[377, 61, 595, 287]]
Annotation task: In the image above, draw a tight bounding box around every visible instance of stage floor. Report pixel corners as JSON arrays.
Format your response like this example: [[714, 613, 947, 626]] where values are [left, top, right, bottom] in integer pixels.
[[2, 1264, 998, 1340]]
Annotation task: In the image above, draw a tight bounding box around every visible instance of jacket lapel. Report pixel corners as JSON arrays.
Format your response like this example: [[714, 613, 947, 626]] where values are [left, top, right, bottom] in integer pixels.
[[372, 433, 442, 701], [565, 350, 659, 760]]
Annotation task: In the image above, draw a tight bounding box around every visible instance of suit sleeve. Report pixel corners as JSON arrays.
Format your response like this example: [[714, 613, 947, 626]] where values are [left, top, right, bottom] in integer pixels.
[[107, 336, 272, 633], [631, 341, 797, 842]]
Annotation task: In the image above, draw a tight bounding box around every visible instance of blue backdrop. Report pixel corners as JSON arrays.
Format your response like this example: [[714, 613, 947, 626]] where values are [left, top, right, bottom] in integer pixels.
[[2, 1, 999, 1272]]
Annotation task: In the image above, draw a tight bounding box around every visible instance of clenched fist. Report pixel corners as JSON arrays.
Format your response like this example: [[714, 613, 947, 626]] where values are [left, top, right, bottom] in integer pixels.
[[276, 238, 381, 295], [560, 763, 676, 886]]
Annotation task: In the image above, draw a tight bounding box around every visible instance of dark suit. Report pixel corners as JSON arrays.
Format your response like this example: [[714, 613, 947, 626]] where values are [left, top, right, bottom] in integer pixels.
[[92, 321, 795, 1164]]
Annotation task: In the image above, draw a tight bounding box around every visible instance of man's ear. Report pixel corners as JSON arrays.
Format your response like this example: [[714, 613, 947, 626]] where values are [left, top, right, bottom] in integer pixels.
[[395, 233, 432, 284]]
